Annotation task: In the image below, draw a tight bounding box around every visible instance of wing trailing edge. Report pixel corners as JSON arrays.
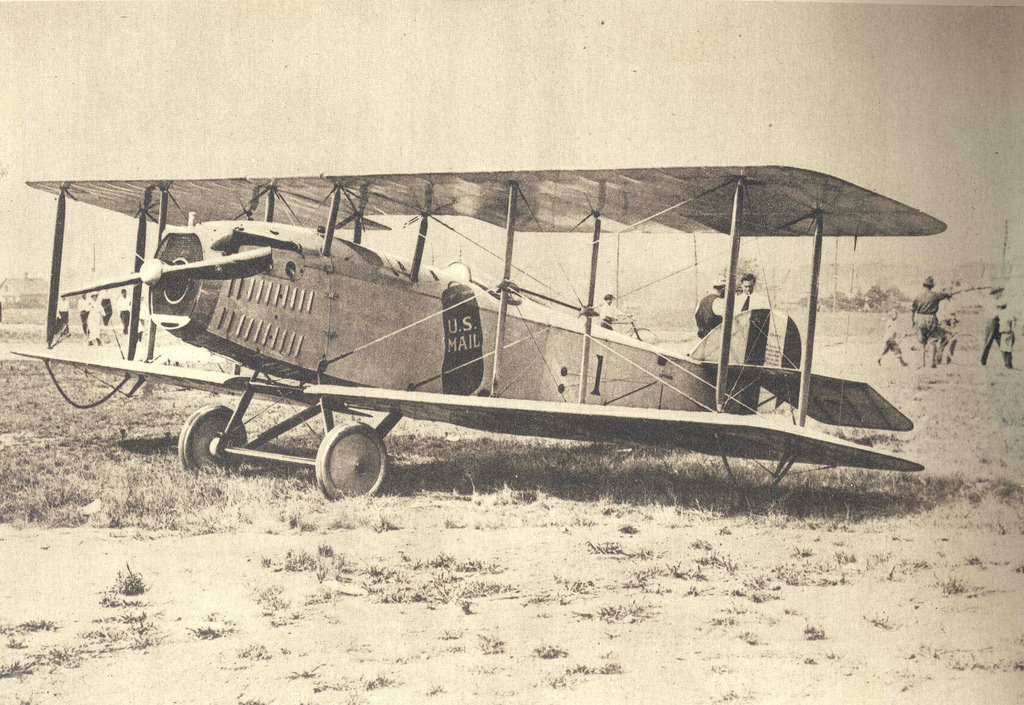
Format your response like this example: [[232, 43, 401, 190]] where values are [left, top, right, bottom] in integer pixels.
[[15, 350, 921, 473], [306, 384, 921, 473]]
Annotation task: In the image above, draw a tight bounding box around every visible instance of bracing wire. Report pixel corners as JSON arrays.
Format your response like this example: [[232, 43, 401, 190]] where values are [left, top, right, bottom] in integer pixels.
[[508, 303, 568, 401], [274, 189, 304, 227], [322, 289, 489, 366], [44, 361, 134, 409]]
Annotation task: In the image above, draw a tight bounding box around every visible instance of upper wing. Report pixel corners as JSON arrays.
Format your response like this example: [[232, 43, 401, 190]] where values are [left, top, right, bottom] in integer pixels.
[[27, 166, 945, 238], [305, 384, 921, 473]]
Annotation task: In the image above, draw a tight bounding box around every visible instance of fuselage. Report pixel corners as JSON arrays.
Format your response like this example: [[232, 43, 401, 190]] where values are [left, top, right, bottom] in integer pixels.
[[150, 221, 726, 412]]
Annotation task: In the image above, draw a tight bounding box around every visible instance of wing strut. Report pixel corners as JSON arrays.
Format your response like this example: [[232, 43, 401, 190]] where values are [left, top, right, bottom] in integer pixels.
[[321, 182, 342, 257], [264, 182, 276, 222], [410, 183, 433, 282], [144, 184, 170, 361], [489, 182, 518, 396], [44, 184, 68, 347], [797, 211, 825, 426], [352, 184, 369, 244], [715, 178, 745, 411], [127, 187, 153, 360], [577, 181, 606, 404]]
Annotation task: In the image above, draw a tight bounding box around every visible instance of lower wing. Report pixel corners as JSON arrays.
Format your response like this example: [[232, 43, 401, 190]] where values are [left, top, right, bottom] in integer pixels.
[[16, 350, 920, 473], [305, 384, 920, 472]]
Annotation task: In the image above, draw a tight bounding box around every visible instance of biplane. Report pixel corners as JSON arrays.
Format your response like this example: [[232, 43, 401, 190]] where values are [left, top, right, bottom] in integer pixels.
[[17, 167, 945, 498]]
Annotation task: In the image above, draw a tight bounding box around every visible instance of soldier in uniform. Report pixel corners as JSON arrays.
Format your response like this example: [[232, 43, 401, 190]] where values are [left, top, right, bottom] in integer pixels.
[[910, 276, 952, 368]]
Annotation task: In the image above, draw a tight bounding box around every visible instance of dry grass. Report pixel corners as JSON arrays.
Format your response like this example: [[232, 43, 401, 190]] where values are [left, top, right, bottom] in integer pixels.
[[2, 313, 1024, 704], [2, 358, 1006, 534]]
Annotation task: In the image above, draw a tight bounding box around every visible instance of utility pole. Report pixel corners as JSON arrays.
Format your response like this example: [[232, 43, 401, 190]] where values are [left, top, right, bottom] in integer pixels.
[[1003, 220, 1009, 278]]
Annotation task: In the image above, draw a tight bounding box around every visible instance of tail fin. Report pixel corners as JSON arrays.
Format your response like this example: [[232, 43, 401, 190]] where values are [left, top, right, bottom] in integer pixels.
[[690, 309, 802, 369]]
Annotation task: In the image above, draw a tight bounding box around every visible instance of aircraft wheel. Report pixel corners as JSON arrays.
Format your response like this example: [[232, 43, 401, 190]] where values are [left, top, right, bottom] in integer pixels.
[[315, 422, 388, 499], [179, 404, 247, 471]]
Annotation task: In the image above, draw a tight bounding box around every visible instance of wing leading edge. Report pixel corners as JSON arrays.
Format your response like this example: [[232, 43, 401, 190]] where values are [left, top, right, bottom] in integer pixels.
[[15, 350, 920, 473], [27, 166, 945, 238]]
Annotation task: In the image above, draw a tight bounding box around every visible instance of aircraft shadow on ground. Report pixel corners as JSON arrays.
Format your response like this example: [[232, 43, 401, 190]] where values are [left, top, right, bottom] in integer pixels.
[[113, 433, 968, 521], [118, 435, 177, 456], [381, 439, 967, 521]]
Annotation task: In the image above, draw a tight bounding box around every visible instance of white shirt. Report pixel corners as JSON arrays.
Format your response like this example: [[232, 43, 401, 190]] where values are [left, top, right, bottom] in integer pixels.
[[738, 291, 770, 312], [598, 300, 621, 323]]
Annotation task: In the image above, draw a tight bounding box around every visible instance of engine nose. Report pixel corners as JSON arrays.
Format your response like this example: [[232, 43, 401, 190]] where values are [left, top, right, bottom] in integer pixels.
[[150, 231, 202, 329]]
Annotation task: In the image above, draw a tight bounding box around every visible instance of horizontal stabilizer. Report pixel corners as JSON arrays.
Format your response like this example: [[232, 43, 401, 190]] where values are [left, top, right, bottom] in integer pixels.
[[755, 367, 913, 432]]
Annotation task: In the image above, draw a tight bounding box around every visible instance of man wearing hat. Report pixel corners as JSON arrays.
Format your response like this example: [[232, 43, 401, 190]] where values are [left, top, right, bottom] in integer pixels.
[[598, 293, 630, 331], [695, 277, 727, 339], [911, 275, 952, 368]]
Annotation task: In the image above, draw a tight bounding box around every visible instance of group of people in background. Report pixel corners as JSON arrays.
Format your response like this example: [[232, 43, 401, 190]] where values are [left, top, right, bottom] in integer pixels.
[[879, 275, 1015, 370], [55, 289, 139, 347]]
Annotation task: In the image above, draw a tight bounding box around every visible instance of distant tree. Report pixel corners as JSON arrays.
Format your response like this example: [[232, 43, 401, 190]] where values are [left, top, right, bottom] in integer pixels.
[[864, 284, 888, 311], [799, 283, 910, 312]]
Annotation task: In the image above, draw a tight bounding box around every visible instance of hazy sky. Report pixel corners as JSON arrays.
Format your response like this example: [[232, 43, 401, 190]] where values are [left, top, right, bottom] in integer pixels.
[[1, 1, 1022, 299]]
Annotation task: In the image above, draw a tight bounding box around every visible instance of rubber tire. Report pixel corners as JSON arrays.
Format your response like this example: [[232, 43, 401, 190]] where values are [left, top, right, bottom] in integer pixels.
[[178, 404, 247, 471], [315, 422, 388, 499]]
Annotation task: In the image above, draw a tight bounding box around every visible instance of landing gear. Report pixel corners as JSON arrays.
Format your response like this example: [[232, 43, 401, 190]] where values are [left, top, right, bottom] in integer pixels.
[[179, 404, 247, 470], [720, 452, 797, 487], [315, 422, 388, 499], [177, 389, 401, 499]]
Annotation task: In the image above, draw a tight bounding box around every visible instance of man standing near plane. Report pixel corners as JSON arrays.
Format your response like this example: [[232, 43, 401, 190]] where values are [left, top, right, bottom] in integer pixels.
[[695, 278, 727, 338], [75, 295, 90, 337], [86, 293, 104, 346], [116, 288, 132, 336], [911, 275, 952, 368], [738, 272, 769, 312]]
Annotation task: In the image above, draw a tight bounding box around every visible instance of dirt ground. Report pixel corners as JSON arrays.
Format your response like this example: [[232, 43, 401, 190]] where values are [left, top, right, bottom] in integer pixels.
[[1, 312, 1022, 704]]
